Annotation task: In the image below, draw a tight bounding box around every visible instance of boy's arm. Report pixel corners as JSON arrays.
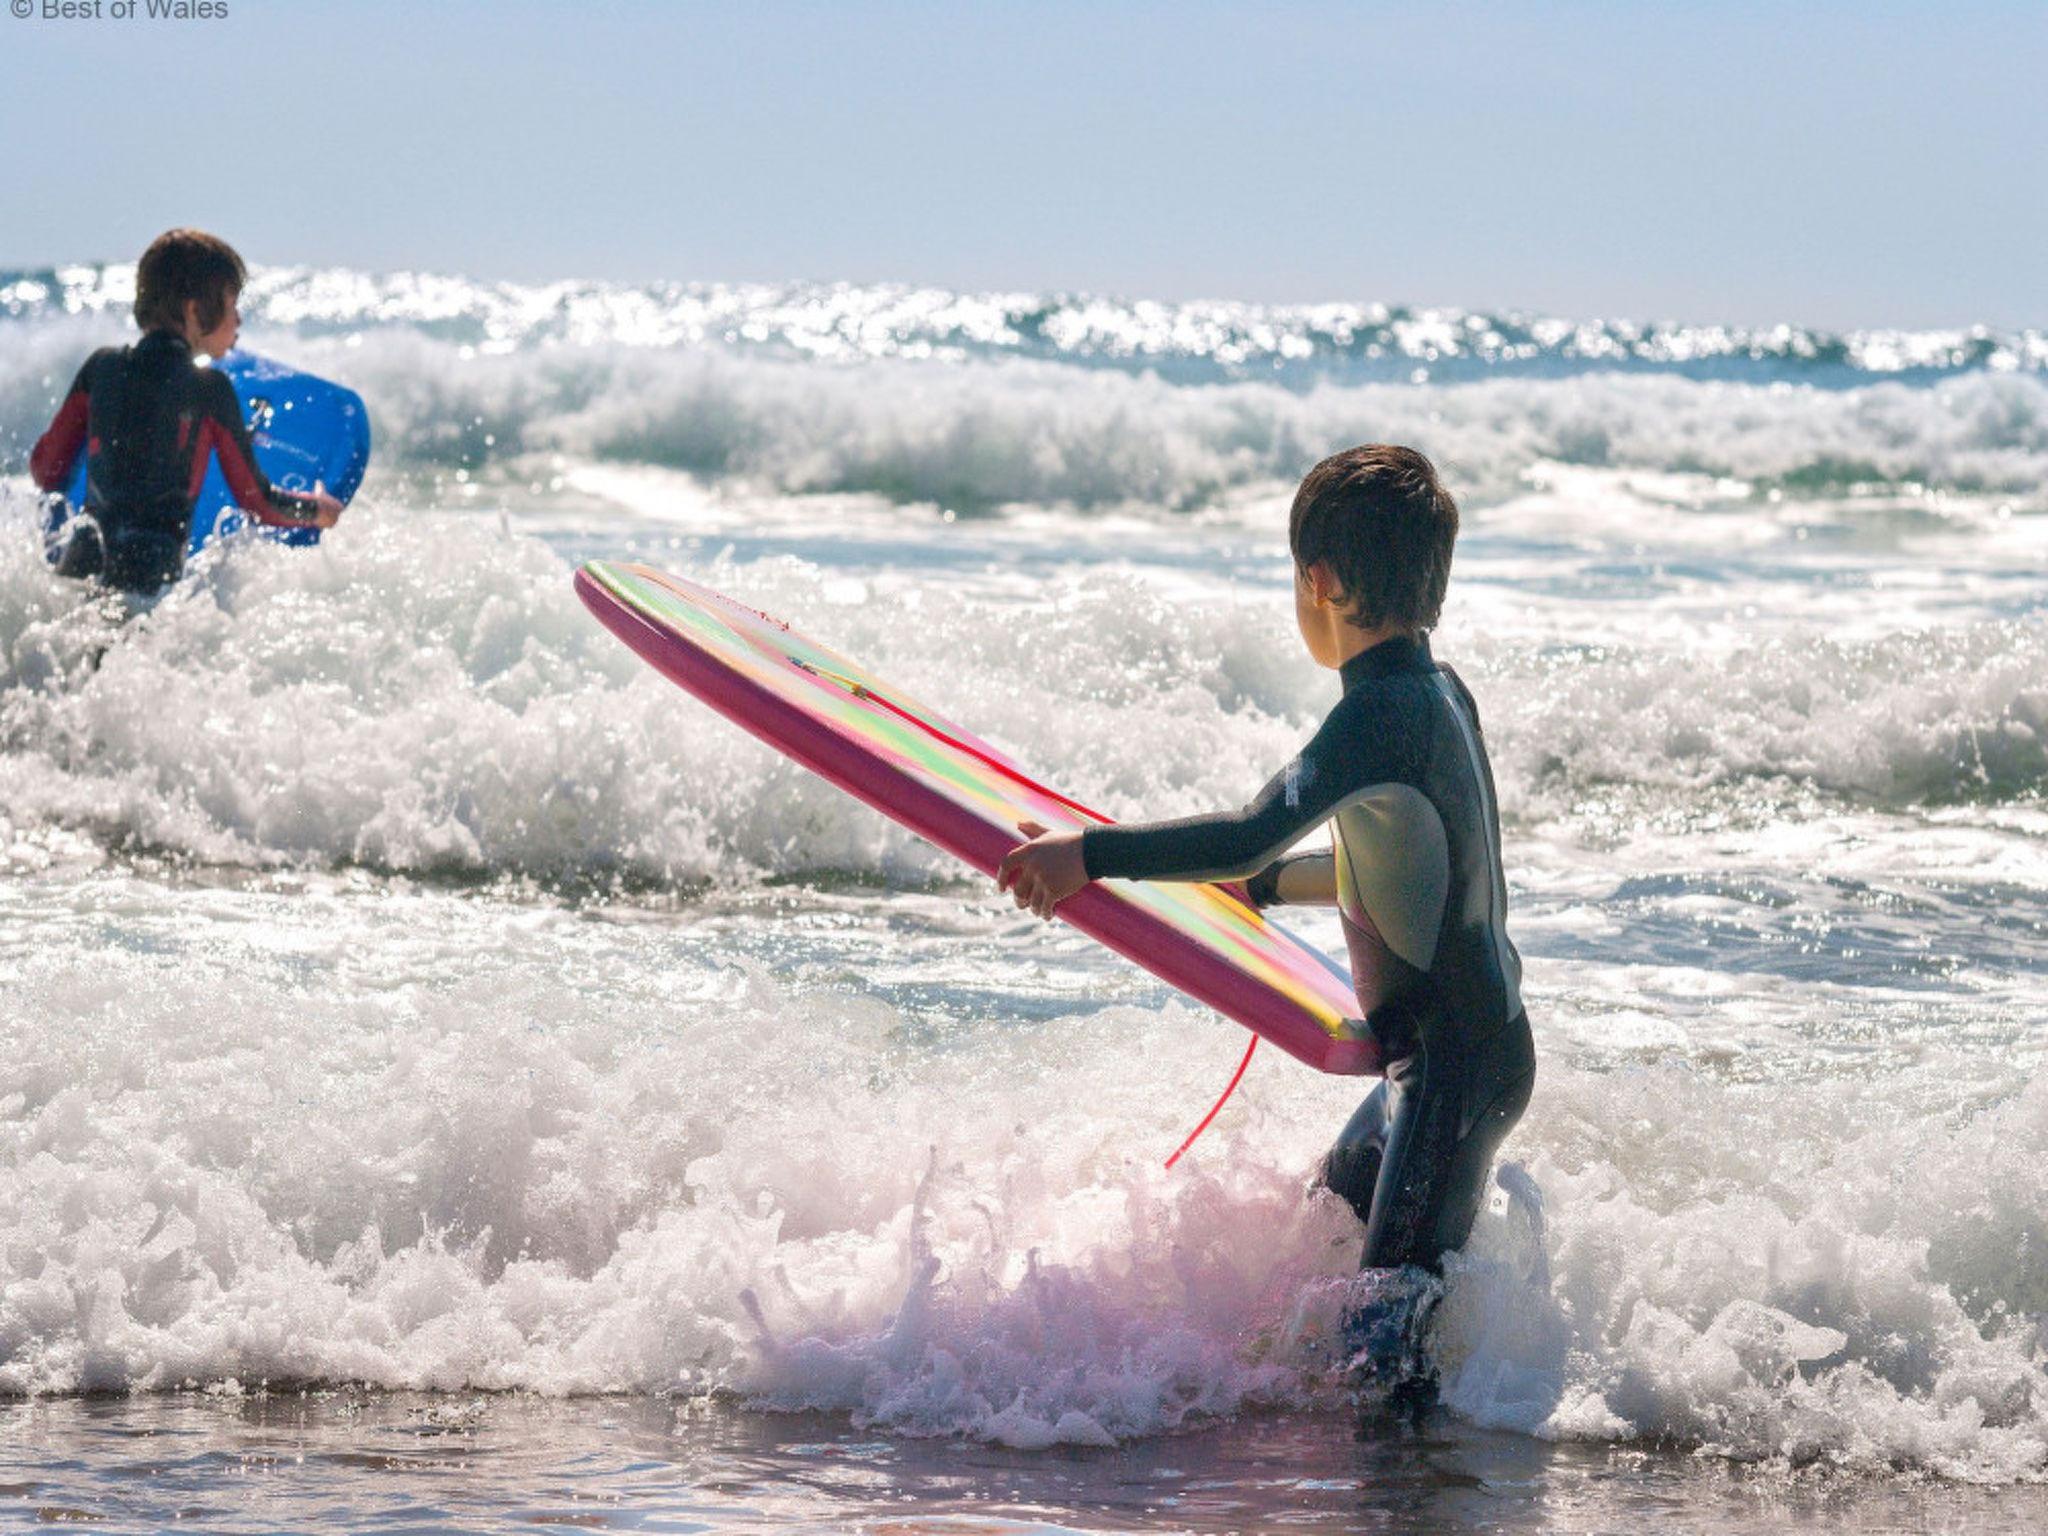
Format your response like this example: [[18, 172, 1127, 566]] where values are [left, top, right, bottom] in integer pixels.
[[195, 371, 338, 528], [1080, 697, 1372, 885], [1245, 849, 1338, 908], [998, 691, 1398, 919], [29, 361, 92, 491]]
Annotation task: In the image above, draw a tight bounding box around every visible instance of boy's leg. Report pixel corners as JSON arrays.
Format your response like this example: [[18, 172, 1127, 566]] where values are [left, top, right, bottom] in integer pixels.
[[1326, 1053, 1438, 1405], [1358, 1048, 1457, 1269], [1321, 994, 1431, 1224], [1351, 1012, 1537, 1270], [1423, 1014, 1536, 1263], [102, 531, 183, 594], [1321, 1078, 1394, 1225], [51, 517, 107, 582]]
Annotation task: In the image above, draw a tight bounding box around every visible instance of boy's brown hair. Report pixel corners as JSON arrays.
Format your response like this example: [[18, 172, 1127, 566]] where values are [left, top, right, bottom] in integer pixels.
[[1289, 444, 1459, 632], [133, 229, 246, 335]]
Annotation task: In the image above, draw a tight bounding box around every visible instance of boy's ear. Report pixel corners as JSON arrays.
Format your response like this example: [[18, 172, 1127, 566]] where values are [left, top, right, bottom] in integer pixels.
[[1306, 560, 1345, 607]]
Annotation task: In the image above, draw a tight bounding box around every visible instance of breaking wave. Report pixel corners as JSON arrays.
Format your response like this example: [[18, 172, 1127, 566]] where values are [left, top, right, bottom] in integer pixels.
[[1, 502, 2041, 888], [4, 926, 2045, 1481], [6, 265, 2048, 513]]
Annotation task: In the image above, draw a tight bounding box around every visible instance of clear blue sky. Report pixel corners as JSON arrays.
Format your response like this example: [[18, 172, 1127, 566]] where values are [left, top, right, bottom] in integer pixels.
[[2, 1, 2041, 329]]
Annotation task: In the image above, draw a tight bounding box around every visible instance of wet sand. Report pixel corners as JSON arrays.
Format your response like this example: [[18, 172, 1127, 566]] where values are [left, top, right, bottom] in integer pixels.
[[3, 1393, 2044, 1534]]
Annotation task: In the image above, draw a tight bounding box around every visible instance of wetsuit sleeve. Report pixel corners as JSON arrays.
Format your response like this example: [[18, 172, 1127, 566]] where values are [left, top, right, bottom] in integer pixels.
[[1081, 692, 1383, 883], [193, 370, 323, 527], [29, 360, 92, 491]]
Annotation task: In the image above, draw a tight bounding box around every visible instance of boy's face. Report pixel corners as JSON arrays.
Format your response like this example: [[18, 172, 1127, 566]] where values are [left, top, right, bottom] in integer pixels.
[[184, 287, 241, 359]]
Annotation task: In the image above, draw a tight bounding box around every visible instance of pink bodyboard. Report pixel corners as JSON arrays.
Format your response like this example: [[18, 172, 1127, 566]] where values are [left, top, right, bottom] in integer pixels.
[[576, 561, 1377, 1076]]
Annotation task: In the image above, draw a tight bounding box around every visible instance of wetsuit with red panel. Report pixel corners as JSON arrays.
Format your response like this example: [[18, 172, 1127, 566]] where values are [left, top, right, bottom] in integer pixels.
[[30, 330, 323, 593]]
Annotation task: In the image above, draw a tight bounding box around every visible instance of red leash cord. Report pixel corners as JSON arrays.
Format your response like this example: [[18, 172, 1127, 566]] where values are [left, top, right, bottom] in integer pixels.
[[1163, 1035, 1258, 1169]]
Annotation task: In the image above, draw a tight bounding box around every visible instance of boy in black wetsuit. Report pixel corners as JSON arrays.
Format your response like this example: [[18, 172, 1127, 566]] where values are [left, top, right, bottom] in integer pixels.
[[29, 228, 341, 595], [998, 446, 1533, 1279]]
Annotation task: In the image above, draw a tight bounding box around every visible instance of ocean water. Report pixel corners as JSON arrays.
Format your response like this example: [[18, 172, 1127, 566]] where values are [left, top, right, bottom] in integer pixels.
[[1, 263, 2045, 1531]]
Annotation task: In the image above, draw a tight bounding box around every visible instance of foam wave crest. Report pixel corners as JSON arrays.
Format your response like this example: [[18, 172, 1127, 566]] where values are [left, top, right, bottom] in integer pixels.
[[2, 495, 2041, 883], [7, 263, 2044, 382], [341, 344, 2048, 509], [0, 946, 1363, 1430], [0, 499, 1323, 879], [5, 937, 2045, 1478], [1479, 619, 2048, 816], [8, 268, 2048, 513], [1438, 1065, 2048, 1482]]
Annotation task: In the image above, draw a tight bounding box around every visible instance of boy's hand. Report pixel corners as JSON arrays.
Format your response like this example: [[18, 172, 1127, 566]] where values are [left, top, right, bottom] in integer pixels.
[[996, 820, 1089, 921], [308, 483, 344, 529]]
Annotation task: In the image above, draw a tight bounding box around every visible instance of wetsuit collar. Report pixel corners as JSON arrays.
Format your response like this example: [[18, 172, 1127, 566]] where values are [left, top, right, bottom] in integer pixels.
[[1339, 633, 1434, 691], [138, 329, 193, 356]]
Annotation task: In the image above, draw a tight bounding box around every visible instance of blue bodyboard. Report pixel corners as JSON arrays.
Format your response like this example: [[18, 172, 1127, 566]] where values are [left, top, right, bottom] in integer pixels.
[[54, 349, 371, 555]]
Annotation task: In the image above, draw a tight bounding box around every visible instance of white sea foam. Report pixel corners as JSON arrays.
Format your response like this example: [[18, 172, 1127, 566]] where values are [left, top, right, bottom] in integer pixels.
[[7, 276, 2048, 516], [0, 498, 1326, 880], [1475, 618, 2048, 816], [3, 262, 2045, 1485], [2, 884, 2043, 1479], [203, 338, 2048, 509], [1439, 1066, 2048, 1482], [0, 490, 2041, 888]]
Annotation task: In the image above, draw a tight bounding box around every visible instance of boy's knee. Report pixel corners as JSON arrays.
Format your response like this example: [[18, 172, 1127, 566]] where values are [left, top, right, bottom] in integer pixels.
[[1321, 1138, 1382, 1226], [52, 519, 106, 581]]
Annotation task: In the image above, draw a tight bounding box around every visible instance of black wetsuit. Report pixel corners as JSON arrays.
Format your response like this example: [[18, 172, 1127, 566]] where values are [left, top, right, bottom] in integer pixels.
[[1082, 635, 1534, 1271], [29, 330, 321, 593]]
